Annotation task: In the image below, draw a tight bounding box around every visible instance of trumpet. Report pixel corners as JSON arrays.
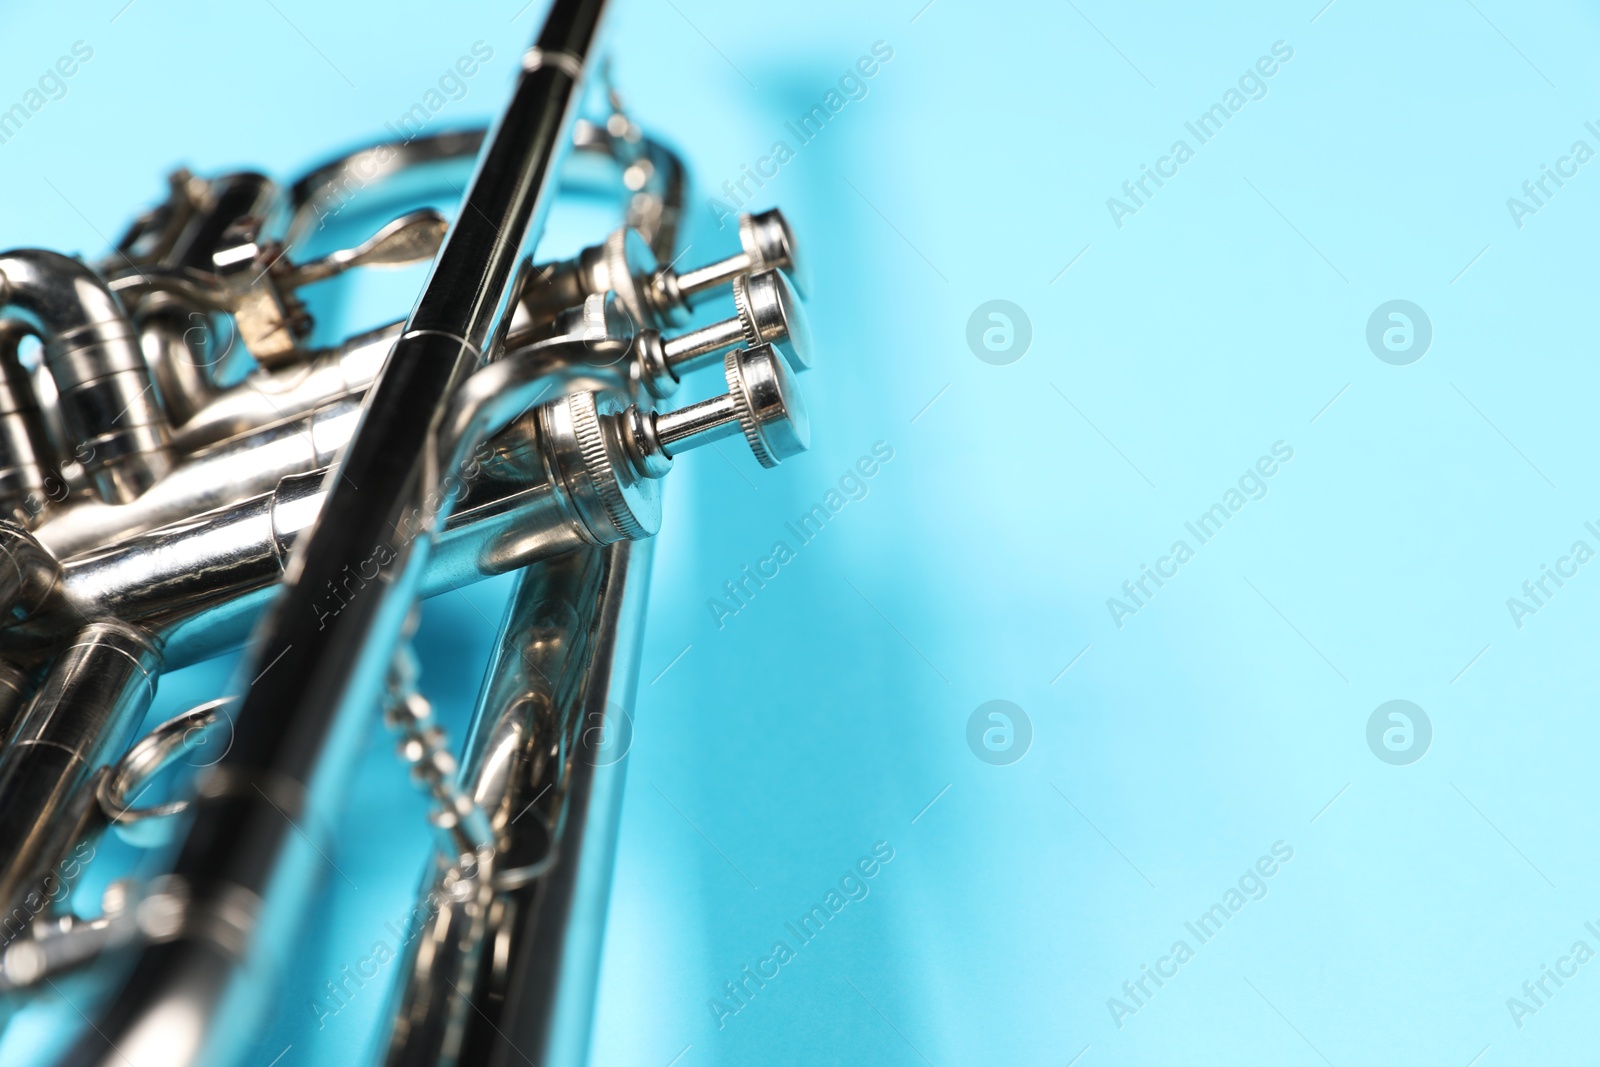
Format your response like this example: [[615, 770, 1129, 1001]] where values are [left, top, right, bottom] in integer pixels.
[[0, 1, 813, 1064]]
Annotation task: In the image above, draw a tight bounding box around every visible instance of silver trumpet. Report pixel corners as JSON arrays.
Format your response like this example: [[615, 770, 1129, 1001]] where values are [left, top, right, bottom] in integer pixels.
[[0, 2, 814, 1064]]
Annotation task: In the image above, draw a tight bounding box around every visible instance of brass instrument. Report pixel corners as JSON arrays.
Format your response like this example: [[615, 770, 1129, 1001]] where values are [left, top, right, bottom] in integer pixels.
[[0, 3, 812, 1064]]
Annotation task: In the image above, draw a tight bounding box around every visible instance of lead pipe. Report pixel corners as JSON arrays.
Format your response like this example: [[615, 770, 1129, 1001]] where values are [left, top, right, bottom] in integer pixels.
[[168, 320, 395, 454], [56, 5, 611, 1064], [35, 393, 361, 561]]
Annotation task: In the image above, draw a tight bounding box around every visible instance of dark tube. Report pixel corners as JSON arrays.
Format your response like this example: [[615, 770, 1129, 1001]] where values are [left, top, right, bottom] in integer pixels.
[[57, 3, 610, 1065]]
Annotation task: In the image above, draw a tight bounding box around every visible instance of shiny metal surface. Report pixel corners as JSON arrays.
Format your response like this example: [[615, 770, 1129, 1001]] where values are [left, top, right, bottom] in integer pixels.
[[285, 119, 686, 262], [653, 343, 809, 467], [98, 697, 236, 839], [169, 320, 395, 453], [0, 319, 57, 521], [517, 208, 800, 333], [54, 6, 613, 1065], [382, 538, 648, 1067], [667, 206, 805, 301], [36, 393, 361, 560], [0, 5, 819, 1063], [0, 346, 797, 655], [0, 622, 158, 922], [131, 171, 278, 425], [0, 251, 172, 503], [511, 264, 810, 401], [0, 660, 30, 747]]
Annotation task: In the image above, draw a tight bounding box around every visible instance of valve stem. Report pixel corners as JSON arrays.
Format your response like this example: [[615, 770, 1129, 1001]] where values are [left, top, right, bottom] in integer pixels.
[[666, 209, 804, 303]]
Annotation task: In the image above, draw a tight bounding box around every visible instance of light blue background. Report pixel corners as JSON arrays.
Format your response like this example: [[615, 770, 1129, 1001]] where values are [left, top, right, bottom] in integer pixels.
[[2, 1, 1599, 1064]]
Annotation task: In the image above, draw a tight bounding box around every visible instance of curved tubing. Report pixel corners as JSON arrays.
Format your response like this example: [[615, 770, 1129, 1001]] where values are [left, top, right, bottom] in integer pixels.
[[0, 250, 170, 503]]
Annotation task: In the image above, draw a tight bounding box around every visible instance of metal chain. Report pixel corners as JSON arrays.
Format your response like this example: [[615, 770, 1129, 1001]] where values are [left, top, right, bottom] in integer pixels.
[[382, 642, 491, 860]]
